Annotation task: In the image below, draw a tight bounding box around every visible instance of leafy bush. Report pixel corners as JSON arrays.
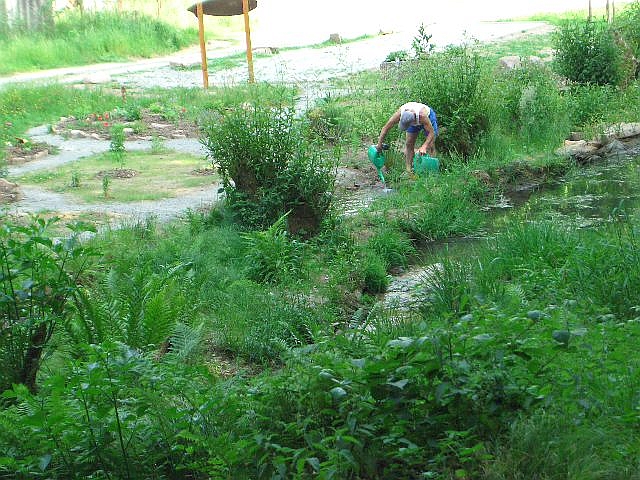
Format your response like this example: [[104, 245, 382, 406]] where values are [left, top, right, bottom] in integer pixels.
[[399, 44, 490, 158], [200, 103, 336, 234], [384, 50, 409, 62], [489, 61, 569, 146], [0, 216, 96, 394], [615, 1, 640, 78], [0, 343, 223, 479], [67, 262, 197, 351], [566, 83, 616, 128], [109, 124, 126, 168], [553, 19, 631, 86]]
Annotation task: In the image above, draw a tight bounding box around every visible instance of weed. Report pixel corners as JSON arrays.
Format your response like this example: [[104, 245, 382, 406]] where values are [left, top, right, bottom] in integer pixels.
[[150, 134, 166, 154], [70, 169, 80, 188], [109, 124, 126, 169], [102, 174, 111, 198]]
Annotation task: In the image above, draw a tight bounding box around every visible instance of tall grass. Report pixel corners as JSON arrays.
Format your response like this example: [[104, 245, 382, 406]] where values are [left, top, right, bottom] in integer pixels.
[[0, 11, 197, 74]]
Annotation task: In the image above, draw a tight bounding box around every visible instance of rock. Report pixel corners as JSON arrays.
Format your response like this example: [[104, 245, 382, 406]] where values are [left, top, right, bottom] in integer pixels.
[[252, 46, 279, 55], [498, 55, 543, 69], [68, 129, 89, 139], [0, 178, 20, 203], [170, 61, 199, 69], [123, 128, 135, 136], [601, 122, 640, 142], [596, 139, 628, 157], [329, 33, 342, 44], [30, 150, 49, 161], [471, 170, 491, 185], [568, 131, 584, 141], [83, 72, 112, 84], [150, 123, 170, 129], [555, 140, 598, 158]]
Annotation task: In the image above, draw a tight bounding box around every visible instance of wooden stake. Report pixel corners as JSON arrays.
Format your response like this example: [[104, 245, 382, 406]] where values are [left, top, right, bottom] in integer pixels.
[[242, 0, 255, 83], [196, 2, 209, 89]]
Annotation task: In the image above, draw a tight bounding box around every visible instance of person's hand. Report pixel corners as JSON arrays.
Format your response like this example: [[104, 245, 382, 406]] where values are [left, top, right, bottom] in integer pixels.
[[418, 145, 427, 155]]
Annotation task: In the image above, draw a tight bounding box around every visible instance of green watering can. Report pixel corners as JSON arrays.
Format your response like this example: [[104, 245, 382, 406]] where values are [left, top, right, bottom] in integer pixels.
[[413, 153, 440, 176], [368, 144, 388, 183]]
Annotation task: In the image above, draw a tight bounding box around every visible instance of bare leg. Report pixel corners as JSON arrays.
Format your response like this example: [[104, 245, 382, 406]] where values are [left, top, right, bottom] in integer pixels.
[[405, 131, 418, 172]]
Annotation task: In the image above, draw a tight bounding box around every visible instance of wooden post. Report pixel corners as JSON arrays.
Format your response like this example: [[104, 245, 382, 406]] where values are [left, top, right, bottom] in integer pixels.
[[196, 2, 209, 89], [588, 0, 592, 20], [242, 0, 255, 83]]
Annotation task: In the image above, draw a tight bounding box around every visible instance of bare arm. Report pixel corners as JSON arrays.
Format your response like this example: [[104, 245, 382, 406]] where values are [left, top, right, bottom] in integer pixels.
[[417, 108, 436, 155], [377, 110, 400, 151]]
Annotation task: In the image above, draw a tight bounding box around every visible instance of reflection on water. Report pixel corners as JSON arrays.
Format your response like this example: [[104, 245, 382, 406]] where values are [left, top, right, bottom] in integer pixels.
[[423, 156, 640, 259], [497, 156, 640, 227]]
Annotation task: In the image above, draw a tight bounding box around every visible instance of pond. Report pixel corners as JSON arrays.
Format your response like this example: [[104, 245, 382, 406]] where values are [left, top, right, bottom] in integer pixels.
[[383, 154, 640, 309]]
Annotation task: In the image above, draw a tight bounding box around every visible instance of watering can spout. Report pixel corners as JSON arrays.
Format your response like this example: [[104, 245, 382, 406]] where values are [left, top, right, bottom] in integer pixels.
[[367, 144, 388, 184]]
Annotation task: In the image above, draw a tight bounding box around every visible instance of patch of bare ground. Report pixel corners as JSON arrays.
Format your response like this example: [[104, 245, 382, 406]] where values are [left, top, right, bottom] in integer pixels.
[[95, 168, 138, 179], [5, 140, 54, 165], [53, 109, 201, 141]]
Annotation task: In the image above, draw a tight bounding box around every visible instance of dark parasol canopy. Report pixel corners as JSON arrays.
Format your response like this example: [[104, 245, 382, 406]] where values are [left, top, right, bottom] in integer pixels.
[[188, 0, 256, 16]]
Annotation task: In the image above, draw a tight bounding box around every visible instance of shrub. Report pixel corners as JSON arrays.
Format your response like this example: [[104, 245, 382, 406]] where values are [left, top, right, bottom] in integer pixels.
[[553, 19, 631, 86], [615, 1, 640, 78], [566, 83, 616, 128], [490, 61, 569, 146], [109, 124, 126, 169], [200, 103, 336, 235], [0, 216, 96, 394], [400, 44, 490, 158]]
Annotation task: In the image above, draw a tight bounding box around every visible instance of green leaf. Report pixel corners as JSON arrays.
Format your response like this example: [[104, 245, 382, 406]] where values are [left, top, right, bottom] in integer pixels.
[[472, 333, 493, 342], [39, 454, 52, 471], [527, 310, 546, 321], [388, 379, 409, 389], [330, 387, 347, 402], [552, 330, 571, 345], [306, 457, 321, 472]]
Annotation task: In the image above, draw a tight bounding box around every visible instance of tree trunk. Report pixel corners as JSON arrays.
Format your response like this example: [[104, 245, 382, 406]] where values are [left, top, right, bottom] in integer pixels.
[[23, 322, 50, 394], [14, 0, 53, 31]]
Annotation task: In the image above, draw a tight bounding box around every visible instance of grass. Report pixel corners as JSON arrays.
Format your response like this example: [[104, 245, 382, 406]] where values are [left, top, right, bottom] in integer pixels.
[[0, 11, 199, 75], [14, 150, 217, 202]]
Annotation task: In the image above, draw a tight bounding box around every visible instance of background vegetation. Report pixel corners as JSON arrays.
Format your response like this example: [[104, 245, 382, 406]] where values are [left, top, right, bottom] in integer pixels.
[[1, 2, 640, 479]]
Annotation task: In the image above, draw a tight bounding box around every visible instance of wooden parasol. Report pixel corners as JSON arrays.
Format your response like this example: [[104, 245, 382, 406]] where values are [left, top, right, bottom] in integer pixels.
[[187, 0, 258, 88]]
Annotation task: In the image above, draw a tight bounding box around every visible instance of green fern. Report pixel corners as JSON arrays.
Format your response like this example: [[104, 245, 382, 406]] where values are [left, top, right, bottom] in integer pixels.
[[69, 263, 196, 351]]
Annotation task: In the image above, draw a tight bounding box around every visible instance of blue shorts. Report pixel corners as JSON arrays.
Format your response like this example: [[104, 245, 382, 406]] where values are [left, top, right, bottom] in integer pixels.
[[406, 109, 438, 137]]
